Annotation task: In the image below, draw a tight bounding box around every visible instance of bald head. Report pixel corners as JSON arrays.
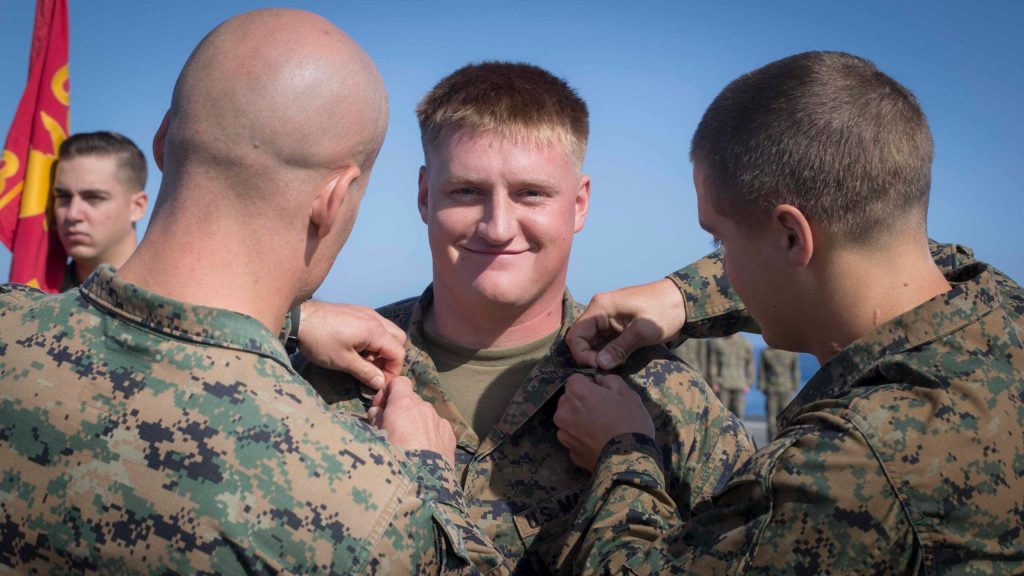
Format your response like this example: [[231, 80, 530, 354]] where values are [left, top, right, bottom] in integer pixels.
[[160, 9, 387, 196]]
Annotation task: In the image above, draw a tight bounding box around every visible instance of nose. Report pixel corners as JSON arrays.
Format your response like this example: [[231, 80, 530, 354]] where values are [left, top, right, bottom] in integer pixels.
[[477, 194, 517, 245], [63, 196, 85, 223]]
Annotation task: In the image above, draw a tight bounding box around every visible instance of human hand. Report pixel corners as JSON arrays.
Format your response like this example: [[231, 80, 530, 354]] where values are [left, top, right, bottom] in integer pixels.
[[297, 300, 406, 390], [554, 373, 656, 472], [567, 278, 686, 370], [368, 376, 456, 465]]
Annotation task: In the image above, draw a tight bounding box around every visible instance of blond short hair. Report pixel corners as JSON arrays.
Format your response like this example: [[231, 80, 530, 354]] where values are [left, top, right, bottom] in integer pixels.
[[416, 62, 589, 168]]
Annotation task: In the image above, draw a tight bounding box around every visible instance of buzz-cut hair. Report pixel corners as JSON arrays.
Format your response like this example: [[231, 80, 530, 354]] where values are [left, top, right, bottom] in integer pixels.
[[416, 62, 589, 168], [691, 51, 933, 244], [58, 131, 148, 192]]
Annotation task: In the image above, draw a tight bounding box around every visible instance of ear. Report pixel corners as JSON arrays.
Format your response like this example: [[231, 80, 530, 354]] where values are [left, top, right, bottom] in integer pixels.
[[310, 165, 362, 239], [152, 111, 170, 172], [573, 174, 591, 233], [417, 165, 429, 225], [771, 204, 813, 267], [129, 191, 148, 223]]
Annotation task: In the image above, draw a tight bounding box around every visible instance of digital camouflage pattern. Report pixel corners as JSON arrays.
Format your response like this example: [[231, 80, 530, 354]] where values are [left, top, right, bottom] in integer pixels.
[[563, 244, 1024, 574], [298, 287, 755, 575], [670, 338, 707, 378], [758, 348, 801, 441], [0, 265, 506, 575]]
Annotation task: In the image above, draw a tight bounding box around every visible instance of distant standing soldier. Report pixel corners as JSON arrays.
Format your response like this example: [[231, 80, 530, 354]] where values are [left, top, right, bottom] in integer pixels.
[[707, 333, 753, 418], [759, 347, 801, 440], [672, 337, 707, 376]]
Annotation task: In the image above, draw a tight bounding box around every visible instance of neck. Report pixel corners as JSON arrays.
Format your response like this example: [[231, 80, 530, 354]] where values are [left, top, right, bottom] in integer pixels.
[[804, 234, 951, 363], [75, 235, 138, 282], [117, 190, 298, 333], [428, 283, 565, 349]]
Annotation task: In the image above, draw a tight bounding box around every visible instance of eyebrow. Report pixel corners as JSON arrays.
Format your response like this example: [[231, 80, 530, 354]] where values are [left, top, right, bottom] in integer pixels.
[[443, 175, 562, 192]]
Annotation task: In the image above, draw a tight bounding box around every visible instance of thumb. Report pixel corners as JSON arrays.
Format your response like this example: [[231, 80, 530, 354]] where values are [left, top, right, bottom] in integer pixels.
[[340, 350, 387, 390], [596, 325, 648, 370]]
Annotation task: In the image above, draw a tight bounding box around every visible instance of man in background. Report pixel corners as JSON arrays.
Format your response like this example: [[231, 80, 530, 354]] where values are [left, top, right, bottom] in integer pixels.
[[53, 131, 148, 290], [758, 346, 800, 441], [705, 333, 753, 418]]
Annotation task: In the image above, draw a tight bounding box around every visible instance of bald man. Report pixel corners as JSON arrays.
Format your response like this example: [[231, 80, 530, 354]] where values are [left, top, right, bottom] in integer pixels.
[[0, 9, 504, 575]]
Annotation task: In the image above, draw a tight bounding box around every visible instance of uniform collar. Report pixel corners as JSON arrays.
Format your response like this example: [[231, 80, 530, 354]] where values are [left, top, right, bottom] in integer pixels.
[[80, 264, 290, 368], [401, 285, 582, 450], [779, 263, 1000, 427]]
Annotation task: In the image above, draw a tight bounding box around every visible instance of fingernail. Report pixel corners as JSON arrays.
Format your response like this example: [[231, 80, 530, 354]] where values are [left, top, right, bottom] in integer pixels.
[[598, 351, 613, 367], [371, 374, 385, 389]]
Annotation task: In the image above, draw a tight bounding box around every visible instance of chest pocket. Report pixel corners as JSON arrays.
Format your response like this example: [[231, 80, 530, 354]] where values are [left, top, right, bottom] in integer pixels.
[[512, 485, 585, 573]]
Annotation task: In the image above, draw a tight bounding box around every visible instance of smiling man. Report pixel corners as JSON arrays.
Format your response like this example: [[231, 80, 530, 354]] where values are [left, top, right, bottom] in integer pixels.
[[299, 62, 754, 574], [53, 131, 148, 290]]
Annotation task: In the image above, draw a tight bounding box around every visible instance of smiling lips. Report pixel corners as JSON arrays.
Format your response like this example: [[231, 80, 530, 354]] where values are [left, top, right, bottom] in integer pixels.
[[461, 246, 528, 256]]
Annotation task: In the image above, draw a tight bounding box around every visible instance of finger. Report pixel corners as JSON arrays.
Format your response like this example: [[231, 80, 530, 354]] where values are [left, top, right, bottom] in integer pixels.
[[596, 323, 653, 370], [594, 373, 631, 395], [366, 406, 381, 426], [566, 316, 603, 368], [361, 330, 406, 385], [371, 381, 391, 409], [380, 376, 416, 408], [337, 351, 388, 390]]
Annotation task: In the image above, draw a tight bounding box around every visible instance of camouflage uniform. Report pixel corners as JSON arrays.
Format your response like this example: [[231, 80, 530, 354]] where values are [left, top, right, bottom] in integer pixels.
[[299, 287, 755, 575], [669, 338, 706, 378], [758, 348, 800, 441], [705, 334, 754, 419], [563, 243, 1024, 574], [0, 265, 506, 575]]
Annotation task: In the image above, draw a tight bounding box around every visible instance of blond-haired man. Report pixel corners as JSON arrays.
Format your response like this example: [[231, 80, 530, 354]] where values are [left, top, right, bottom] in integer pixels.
[[300, 62, 754, 574]]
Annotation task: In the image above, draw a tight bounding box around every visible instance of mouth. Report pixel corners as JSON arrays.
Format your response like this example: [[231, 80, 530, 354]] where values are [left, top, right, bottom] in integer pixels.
[[61, 231, 90, 244], [462, 247, 528, 256]]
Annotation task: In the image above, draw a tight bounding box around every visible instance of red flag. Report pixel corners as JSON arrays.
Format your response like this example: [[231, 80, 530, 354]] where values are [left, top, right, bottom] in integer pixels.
[[0, 0, 69, 291]]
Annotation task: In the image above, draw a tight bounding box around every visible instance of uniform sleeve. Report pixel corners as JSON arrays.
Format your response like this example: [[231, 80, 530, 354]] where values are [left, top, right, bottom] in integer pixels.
[[567, 412, 917, 575], [404, 450, 510, 575], [666, 241, 978, 342]]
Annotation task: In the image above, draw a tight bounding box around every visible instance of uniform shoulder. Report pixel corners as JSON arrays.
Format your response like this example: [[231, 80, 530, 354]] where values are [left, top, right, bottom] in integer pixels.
[[618, 344, 705, 391], [375, 296, 419, 329], [0, 283, 49, 311]]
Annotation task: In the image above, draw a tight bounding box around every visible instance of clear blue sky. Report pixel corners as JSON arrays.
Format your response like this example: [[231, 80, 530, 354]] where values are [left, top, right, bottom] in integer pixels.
[[3, 0, 1022, 314]]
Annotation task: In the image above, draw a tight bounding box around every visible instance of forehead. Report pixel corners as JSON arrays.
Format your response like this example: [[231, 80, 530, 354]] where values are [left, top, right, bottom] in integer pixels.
[[55, 155, 126, 190], [427, 128, 577, 176]]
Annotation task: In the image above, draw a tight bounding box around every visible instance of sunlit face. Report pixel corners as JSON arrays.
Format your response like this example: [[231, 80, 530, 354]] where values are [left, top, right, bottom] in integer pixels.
[[419, 129, 590, 311], [54, 155, 146, 264], [694, 161, 792, 347]]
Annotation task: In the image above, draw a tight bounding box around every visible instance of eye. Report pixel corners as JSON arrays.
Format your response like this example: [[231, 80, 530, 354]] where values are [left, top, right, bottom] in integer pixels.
[[516, 189, 549, 204]]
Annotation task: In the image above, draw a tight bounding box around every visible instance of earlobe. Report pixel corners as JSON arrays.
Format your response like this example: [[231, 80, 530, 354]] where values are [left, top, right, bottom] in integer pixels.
[[417, 166, 429, 224], [773, 204, 813, 267], [574, 175, 591, 233]]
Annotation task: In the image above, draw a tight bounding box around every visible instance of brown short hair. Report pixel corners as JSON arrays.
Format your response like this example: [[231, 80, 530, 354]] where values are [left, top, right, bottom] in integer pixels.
[[416, 62, 589, 168], [58, 131, 148, 191], [690, 51, 933, 243]]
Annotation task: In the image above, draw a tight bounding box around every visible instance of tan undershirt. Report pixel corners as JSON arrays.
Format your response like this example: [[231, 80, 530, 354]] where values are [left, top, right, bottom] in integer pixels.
[[423, 324, 559, 441]]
